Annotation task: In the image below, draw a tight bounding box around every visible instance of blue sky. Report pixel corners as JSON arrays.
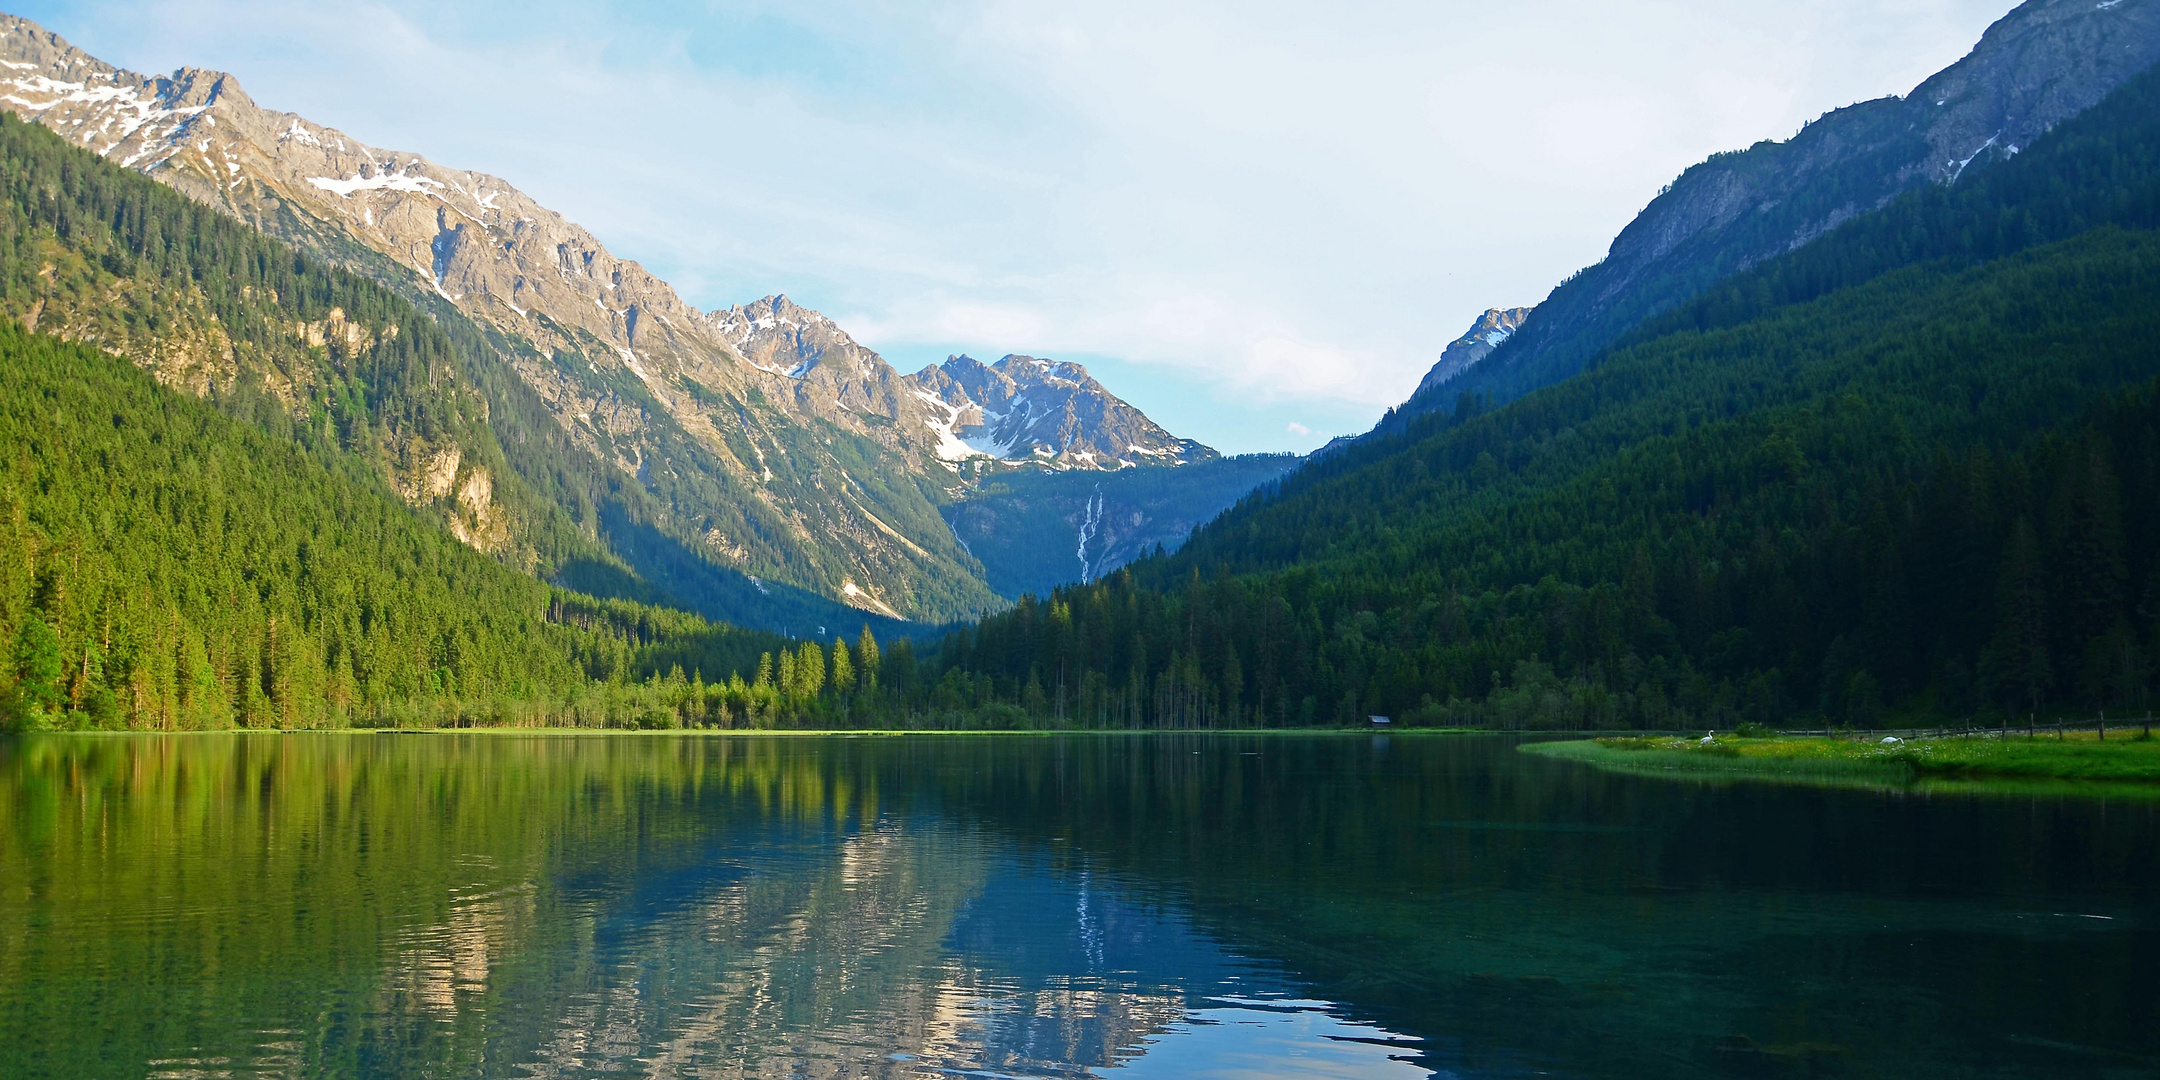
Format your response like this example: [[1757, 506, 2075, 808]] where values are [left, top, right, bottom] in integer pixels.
[[17, 0, 2010, 453]]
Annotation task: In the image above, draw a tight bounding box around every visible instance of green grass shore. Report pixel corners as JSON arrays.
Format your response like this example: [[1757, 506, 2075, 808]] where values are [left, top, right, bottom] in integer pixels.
[[1523, 730, 2160, 797]]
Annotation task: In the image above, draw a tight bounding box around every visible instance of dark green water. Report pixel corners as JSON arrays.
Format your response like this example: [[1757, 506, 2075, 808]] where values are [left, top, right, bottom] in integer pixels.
[[1, 733, 2154, 1079]]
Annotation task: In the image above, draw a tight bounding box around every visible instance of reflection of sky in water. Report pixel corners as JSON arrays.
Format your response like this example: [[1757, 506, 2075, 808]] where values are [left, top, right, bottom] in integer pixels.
[[500, 822, 1441, 1079], [941, 864, 1433, 1078]]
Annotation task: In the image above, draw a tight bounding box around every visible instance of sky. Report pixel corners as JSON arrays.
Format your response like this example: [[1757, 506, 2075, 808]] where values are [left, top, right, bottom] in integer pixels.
[[17, 0, 2014, 453]]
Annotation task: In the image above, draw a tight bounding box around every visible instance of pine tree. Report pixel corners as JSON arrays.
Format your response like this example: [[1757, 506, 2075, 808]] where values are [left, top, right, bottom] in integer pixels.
[[855, 628, 880, 694], [830, 641, 853, 704], [795, 642, 825, 701]]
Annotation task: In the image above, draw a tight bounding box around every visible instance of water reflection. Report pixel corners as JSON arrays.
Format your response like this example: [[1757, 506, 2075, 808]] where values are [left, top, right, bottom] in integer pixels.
[[1, 732, 2156, 1079]]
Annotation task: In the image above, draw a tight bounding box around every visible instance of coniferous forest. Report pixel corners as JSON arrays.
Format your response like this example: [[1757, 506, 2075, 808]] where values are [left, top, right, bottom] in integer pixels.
[[919, 59, 2160, 731], [7, 54, 2160, 732]]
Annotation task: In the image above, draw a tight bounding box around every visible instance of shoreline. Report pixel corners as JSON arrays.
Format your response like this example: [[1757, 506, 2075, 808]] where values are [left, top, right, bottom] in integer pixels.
[[1523, 733, 2160, 798]]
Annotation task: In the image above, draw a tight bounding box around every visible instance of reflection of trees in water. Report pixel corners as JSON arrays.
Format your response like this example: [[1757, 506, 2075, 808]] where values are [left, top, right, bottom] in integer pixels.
[[0, 735, 1216, 1079], [906, 733, 2160, 1079]]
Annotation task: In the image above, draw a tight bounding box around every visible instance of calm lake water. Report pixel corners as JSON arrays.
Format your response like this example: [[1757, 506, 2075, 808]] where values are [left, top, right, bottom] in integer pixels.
[[1, 733, 2155, 1079]]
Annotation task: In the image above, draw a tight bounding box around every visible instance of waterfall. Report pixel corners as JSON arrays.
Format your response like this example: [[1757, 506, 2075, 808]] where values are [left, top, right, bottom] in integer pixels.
[[1076, 487, 1106, 584]]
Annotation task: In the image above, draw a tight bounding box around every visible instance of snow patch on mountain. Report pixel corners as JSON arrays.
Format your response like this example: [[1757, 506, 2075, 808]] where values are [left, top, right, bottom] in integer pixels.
[[308, 169, 445, 198]]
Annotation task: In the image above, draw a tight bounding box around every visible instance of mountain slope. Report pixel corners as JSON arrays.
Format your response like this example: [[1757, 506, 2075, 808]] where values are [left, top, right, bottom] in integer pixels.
[[932, 57, 2160, 729], [1402, 0, 2160, 419], [0, 317, 796, 730], [709, 295, 1214, 471], [0, 109, 587, 570], [0, 98, 915, 643], [0, 13, 998, 624]]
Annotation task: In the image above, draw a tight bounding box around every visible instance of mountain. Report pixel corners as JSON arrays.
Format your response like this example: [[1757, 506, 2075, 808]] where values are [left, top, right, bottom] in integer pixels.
[[906, 354, 1214, 471], [933, 35, 2160, 730], [706, 295, 1244, 597], [0, 13, 1277, 630], [1401, 0, 2160, 419], [708, 296, 1206, 472], [1412, 307, 1533, 400], [0, 13, 999, 626], [943, 455, 1301, 601]]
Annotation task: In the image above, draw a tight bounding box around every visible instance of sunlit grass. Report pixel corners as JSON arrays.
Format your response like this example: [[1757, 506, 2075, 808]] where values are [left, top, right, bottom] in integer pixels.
[[1523, 729, 2160, 795]]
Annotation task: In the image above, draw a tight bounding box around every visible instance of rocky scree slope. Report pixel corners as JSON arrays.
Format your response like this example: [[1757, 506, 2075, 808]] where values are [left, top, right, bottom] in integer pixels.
[[1401, 0, 2160, 420], [0, 13, 997, 625]]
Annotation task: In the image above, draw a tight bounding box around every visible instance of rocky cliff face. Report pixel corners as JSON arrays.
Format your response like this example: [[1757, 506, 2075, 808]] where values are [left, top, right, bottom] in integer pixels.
[[1413, 307, 1533, 398], [905, 355, 1213, 471], [1408, 0, 2160, 414]]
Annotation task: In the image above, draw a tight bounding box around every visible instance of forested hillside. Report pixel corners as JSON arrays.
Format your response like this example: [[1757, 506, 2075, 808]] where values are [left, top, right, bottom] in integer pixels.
[[0, 112, 589, 567], [919, 62, 2160, 731], [0, 110, 913, 639], [0, 323, 807, 729], [1393, 0, 2160, 424]]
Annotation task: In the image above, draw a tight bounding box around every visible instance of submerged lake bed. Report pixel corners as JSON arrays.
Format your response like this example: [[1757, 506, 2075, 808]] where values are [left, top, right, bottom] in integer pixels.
[[1, 732, 2155, 1079]]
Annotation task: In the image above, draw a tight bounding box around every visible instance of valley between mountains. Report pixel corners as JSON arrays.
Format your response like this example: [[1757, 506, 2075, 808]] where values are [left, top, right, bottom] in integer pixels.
[[7, 0, 2160, 735]]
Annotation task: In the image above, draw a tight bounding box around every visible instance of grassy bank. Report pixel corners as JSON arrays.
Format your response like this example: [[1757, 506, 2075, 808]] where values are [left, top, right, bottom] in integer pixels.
[[1523, 730, 2160, 795]]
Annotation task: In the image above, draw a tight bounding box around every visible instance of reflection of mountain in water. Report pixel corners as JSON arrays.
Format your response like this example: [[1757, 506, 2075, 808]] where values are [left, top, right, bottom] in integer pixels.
[[494, 821, 1331, 1079], [4, 735, 1437, 1080]]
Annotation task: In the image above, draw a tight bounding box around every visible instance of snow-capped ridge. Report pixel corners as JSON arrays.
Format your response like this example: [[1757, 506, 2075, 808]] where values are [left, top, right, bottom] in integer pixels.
[[901, 353, 1214, 471]]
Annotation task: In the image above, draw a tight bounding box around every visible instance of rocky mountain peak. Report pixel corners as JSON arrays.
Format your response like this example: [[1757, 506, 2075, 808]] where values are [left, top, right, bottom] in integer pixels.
[[699, 294, 936, 453], [903, 354, 1214, 471], [1415, 307, 1534, 397]]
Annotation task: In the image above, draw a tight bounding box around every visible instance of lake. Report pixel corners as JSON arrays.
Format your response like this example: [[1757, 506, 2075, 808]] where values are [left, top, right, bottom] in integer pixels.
[[1, 732, 2154, 1079]]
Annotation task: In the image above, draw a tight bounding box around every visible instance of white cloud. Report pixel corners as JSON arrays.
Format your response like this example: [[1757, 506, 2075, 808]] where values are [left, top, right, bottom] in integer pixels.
[[1286, 422, 1313, 437], [18, 0, 2015, 449]]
